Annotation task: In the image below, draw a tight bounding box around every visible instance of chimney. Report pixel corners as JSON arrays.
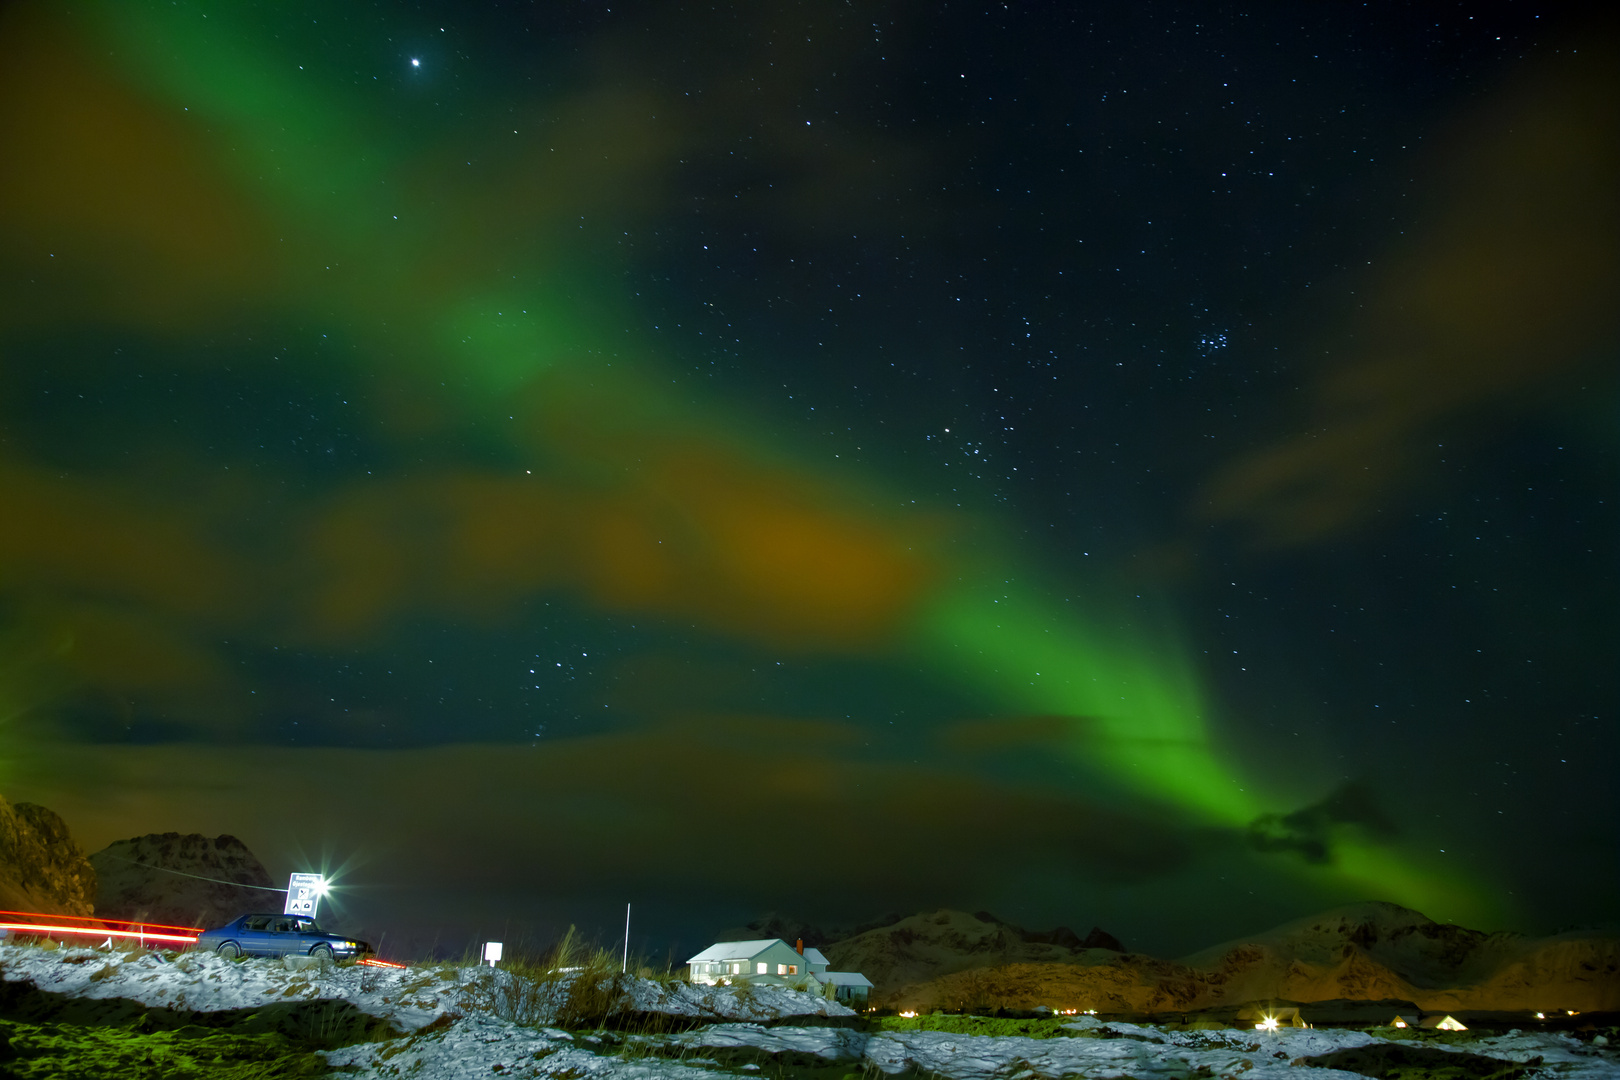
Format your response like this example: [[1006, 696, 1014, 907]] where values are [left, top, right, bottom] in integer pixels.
[[796, 938, 804, 955]]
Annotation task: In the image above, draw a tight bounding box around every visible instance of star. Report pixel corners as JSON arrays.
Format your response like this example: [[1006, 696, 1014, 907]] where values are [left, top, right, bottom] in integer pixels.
[[410, 58, 420, 67]]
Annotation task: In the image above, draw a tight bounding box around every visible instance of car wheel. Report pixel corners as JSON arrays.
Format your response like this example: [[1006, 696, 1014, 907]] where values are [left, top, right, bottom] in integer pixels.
[[216, 942, 242, 959], [311, 944, 334, 961]]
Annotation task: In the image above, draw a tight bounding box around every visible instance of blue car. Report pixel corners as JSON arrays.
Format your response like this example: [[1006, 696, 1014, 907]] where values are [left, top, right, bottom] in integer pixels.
[[196, 913, 371, 960]]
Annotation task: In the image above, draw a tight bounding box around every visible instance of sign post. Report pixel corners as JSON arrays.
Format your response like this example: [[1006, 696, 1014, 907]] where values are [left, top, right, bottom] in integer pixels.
[[284, 873, 326, 918], [483, 941, 503, 967]]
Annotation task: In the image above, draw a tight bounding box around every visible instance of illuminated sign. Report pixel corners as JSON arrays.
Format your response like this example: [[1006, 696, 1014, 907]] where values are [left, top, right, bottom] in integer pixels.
[[483, 941, 503, 966], [284, 873, 326, 917]]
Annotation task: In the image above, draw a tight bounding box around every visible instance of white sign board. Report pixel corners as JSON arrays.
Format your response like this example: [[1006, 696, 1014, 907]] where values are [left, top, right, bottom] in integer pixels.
[[284, 873, 325, 917], [483, 941, 503, 966]]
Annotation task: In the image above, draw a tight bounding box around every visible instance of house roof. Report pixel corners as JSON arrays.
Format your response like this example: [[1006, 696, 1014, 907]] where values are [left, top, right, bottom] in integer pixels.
[[818, 971, 874, 988], [685, 939, 786, 964], [802, 948, 829, 965]]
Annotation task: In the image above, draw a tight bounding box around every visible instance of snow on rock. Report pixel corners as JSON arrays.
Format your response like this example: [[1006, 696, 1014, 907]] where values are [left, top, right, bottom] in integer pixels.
[[860, 1026, 1375, 1080], [0, 941, 850, 1033], [624, 975, 856, 1021], [643, 1020, 870, 1063], [0, 940, 469, 1031], [326, 1017, 737, 1080], [450, 964, 856, 1027], [4, 941, 1617, 1080]]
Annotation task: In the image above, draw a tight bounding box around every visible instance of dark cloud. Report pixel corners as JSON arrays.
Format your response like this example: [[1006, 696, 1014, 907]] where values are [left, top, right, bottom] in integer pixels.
[[1200, 37, 1619, 546], [1246, 782, 1398, 865]]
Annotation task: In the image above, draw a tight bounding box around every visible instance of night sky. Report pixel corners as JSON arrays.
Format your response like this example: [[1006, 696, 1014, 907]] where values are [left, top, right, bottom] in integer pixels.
[[1, 1, 1614, 960]]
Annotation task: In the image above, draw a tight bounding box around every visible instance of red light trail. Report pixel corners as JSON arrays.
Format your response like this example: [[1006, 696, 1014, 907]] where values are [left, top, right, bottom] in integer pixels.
[[0, 920, 200, 945], [0, 910, 202, 946], [0, 909, 202, 934]]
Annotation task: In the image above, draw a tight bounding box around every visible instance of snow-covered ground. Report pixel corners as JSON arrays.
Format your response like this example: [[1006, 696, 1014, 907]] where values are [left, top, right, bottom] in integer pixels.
[[0, 939, 851, 1032], [2, 940, 1615, 1079]]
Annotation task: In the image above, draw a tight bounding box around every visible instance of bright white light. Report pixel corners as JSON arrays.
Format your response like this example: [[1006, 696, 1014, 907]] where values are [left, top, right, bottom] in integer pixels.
[[410, 58, 421, 67], [1256, 1016, 1280, 1032]]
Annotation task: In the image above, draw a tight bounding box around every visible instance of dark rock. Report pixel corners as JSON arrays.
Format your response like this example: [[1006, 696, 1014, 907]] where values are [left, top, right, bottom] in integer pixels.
[[1082, 927, 1126, 952], [0, 795, 96, 915], [89, 833, 275, 929], [1021, 925, 1085, 950], [714, 912, 829, 948], [1298, 1043, 1537, 1078], [716, 910, 908, 948]]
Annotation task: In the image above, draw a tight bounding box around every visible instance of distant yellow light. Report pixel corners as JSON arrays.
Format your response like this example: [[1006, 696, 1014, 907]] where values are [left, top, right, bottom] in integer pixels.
[[1435, 1016, 1467, 1031], [899, 1011, 917, 1019], [1535, 1013, 1545, 1020], [1256, 1016, 1280, 1032], [1393, 1020, 1407, 1028]]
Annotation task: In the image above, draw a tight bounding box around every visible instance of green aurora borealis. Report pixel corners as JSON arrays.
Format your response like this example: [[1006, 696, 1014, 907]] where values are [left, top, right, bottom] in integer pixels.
[[0, 1, 1614, 954]]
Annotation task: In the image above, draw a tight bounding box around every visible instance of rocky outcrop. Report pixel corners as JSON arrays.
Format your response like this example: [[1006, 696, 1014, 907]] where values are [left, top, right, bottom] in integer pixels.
[[89, 833, 276, 929], [0, 795, 96, 916]]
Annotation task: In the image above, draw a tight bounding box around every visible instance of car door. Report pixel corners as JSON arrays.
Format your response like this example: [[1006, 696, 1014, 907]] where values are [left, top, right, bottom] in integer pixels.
[[237, 915, 274, 956], [291, 917, 322, 956], [259, 919, 298, 958]]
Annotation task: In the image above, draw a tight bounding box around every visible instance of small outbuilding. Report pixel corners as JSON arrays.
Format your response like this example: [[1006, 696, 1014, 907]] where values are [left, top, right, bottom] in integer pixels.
[[1420, 1015, 1468, 1031], [817, 969, 874, 1006]]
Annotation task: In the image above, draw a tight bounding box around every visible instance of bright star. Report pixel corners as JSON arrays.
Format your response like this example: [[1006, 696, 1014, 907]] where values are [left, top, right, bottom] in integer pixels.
[[410, 58, 420, 67]]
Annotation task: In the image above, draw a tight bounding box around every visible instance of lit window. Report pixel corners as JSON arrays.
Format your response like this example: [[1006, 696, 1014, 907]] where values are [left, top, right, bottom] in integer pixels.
[[777, 964, 787, 975], [756, 962, 767, 974], [789, 965, 798, 975]]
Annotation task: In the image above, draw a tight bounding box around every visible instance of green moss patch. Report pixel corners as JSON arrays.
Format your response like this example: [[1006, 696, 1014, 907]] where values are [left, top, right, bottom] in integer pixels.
[[0, 972, 403, 1078], [0, 1019, 330, 1079]]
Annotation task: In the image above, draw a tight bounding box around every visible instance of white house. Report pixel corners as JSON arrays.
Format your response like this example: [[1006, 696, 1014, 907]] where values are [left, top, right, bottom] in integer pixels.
[[686, 938, 872, 1004], [686, 939, 813, 985]]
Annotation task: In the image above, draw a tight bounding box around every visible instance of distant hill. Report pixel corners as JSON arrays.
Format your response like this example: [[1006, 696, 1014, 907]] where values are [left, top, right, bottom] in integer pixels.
[[89, 833, 276, 929], [873, 902, 1620, 1015], [0, 795, 96, 916], [713, 910, 909, 950], [812, 909, 1125, 993]]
